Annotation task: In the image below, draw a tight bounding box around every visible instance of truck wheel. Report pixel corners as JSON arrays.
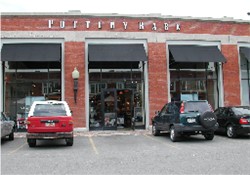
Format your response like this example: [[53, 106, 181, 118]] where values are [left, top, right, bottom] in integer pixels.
[[199, 111, 217, 129], [27, 139, 36, 147], [66, 138, 73, 146], [170, 126, 178, 142], [152, 123, 160, 136], [226, 125, 237, 138], [204, 132, 214, 140]]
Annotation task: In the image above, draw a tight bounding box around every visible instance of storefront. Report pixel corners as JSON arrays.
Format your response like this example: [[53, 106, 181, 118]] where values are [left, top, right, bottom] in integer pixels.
[[1, 12, 249, 131]]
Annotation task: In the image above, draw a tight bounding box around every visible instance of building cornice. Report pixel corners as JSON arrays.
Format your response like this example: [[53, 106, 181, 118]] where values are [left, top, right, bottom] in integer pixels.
[[1, 12, 250, 24]]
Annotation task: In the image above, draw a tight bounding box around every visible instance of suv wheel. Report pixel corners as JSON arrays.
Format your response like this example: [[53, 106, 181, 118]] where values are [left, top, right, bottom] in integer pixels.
[[152, 123, 160, 136], [199, 111, 217, 129], [27, 139, 36, 147], [66, 138, 74, 146], [227, 125, 237, 138], [204, 132, 214, 140], [170, 126, 178, 142]]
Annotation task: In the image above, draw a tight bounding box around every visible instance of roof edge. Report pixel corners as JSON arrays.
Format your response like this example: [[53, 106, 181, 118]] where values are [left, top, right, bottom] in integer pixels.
[[1, 12, 250, 23]]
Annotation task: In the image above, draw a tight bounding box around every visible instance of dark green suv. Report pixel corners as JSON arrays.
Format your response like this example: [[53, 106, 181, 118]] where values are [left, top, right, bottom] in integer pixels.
[[152, 100, 218, 142]]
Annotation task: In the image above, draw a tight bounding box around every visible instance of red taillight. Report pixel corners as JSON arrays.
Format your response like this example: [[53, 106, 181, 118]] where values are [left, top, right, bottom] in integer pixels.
[[239, 118, 249, 125], [180, 103, 184, 113], [69, 120, 73, 125]]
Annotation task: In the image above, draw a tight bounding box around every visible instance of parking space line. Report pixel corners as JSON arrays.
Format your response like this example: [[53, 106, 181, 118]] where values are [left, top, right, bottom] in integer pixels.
[[8, 142, 27, 155], [88, 136, 99, 155], [144, 135, 180, 149]]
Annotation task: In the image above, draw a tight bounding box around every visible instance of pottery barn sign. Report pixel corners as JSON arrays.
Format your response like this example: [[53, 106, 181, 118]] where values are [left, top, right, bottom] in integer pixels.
[[48, 20, 181, 31]]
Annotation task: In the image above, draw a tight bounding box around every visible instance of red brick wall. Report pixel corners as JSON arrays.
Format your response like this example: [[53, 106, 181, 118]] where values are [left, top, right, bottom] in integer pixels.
[[64, 42, 85, 127], [221, 45, 241, 106], [148, 43, 168, 123], [1, 16, 249, 36]]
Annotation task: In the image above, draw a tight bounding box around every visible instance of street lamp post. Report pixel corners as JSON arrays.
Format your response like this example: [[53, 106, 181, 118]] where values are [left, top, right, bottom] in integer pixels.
[[72, 67, 80, 104]]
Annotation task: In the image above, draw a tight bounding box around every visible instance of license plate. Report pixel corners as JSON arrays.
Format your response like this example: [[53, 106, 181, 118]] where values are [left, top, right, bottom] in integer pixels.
[[45, 123, 55, 127], [187, 118, 196, 123]]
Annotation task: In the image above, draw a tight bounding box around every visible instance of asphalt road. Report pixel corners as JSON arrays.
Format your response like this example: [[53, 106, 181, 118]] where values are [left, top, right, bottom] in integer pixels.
[[1, 131, 250, 175]]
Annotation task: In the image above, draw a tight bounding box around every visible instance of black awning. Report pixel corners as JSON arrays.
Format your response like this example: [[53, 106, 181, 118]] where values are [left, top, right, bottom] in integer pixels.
[[240, 47, 250, 62], [1, 43, 61, 62], [88, 44, 147, 62], [169, 45, 226, 62]]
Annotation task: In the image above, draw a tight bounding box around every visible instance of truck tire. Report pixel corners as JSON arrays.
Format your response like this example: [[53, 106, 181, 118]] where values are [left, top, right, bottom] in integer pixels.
[[199, 111, 217, 129]]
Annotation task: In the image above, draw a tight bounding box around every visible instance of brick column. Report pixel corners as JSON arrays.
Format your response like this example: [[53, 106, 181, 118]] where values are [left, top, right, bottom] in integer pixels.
[[221, 45, 241, 106], [148, 43, 168, 123], [64, 42, 85, 128]]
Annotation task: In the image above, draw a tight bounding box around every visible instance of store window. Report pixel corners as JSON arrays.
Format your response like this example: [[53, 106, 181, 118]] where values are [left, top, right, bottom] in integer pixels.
[[240, 47, 250, 105], [170, 63, 219, 109], [1, 43, 62, 131], [169, 45, 226, 109], [3, 61, 61, 131]]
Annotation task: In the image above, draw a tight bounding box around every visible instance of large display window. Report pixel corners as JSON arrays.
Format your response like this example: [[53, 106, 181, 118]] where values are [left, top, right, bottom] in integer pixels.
[[3, 61, 61, 131], [168, 44, 226, 110], [170, 63, 219, 109]]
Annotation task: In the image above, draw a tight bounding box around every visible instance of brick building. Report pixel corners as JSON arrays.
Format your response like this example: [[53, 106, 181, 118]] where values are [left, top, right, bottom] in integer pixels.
[[1, 12, 249, 131]]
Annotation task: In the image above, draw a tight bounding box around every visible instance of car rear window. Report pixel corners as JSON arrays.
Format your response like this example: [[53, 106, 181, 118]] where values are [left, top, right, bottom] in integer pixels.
[[33, 104, 67, 116], [232, 107, 250, 115], [184, 101, 210, 113]]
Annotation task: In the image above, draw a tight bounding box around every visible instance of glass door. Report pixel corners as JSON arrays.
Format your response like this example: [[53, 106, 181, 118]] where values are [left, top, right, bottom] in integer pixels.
[[102, 89, 117, 130]]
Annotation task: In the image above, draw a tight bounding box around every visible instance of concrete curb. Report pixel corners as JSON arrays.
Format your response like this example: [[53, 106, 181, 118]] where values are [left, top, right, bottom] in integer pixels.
[[14, 129, 152, 138]]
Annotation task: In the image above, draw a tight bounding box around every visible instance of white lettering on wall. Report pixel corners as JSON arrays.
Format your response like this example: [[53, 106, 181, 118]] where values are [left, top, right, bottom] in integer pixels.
[[73, 21, 78, 29], [176, 24, 181, 31], [164, 23, 169, 31], [86, 21, 90, 28], [110, 22, 115, 29], [138, 22, 144, 30], [60, 21, 65, 28], [152, 23, 157, 31], [47, 20, 181, 31], [98, 21, 102, 29], [48, 20, 54, 28], [123, 22, 128, 30]]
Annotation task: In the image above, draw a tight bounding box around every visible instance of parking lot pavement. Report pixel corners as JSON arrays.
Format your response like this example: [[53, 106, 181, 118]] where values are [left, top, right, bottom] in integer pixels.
[[1, 130, 250, 175]]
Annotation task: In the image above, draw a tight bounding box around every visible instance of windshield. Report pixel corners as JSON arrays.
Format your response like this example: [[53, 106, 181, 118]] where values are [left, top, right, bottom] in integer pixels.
[[232, 107, 250, 115], [33, 104, 67, 116]]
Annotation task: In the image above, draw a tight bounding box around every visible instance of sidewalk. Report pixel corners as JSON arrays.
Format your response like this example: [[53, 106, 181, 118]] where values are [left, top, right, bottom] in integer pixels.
[[14, 129, 152, 138]]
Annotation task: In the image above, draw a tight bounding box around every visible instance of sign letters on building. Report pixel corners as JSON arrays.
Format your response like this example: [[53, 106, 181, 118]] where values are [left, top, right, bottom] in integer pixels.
[[48, 19, 181, 31]]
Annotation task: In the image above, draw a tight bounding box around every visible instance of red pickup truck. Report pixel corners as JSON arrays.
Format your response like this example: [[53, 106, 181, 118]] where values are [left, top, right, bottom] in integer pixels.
[[26, 101, 74, 147]]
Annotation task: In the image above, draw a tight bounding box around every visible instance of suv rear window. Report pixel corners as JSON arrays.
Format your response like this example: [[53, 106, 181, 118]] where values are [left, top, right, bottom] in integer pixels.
[[184, 101, 210, 113], [33, 104, 67, 116]]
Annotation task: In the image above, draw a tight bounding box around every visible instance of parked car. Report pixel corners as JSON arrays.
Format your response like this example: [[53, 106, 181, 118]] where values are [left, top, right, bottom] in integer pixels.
[[152, 100, 218, 142], [214, 106, 250, 138], [1, 112, 15, 140], [26, 100, 74, 147]]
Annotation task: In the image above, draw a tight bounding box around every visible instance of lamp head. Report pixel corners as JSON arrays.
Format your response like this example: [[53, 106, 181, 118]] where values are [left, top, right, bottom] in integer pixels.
[[72, 67, 80, 79]]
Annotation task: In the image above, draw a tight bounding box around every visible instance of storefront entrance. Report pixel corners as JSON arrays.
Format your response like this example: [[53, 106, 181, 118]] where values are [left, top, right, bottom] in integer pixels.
[[98, 88, 134, 130], [88, 43, 147, 130]]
